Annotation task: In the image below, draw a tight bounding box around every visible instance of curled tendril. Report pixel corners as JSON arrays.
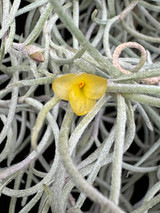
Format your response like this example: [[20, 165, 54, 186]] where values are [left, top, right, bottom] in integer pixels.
[[91, 9, 108, 25], [113, 42, 160, 84], [113, 42, 146, 74]]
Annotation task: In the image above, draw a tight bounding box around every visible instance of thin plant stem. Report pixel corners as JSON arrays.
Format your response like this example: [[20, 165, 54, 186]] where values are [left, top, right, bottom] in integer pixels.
[[58, 105, 125, 213], [110, 95, 126, 205]]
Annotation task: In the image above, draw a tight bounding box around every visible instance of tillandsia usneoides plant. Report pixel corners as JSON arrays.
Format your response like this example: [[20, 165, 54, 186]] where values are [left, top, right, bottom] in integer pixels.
[[1, 0, 160, 212]]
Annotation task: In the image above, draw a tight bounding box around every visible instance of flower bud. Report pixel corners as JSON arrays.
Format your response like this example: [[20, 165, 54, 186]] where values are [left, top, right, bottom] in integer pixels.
[[29, 51, 45, 62], [26, 45, 44, 62]]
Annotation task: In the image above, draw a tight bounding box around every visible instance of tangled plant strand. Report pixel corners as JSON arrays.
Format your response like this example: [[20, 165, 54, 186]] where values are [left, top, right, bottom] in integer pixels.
[[1, 0, 160, 212]]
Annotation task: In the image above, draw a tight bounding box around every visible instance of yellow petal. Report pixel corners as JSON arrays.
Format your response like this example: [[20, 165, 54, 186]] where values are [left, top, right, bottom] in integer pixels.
[[52, 74, 78, 100], [79, 73, 107, 99], [69, 85, 96, 116]]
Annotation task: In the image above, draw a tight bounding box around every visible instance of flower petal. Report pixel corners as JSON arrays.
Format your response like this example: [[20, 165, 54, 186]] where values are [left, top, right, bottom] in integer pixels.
[[79, 73, 107, 99], [52, 74, 78, 100], [69, 85, 96, 116]]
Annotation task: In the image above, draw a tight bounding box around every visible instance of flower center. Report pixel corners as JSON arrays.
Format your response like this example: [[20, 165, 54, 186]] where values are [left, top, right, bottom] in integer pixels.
[[79, 81, 85, 89]]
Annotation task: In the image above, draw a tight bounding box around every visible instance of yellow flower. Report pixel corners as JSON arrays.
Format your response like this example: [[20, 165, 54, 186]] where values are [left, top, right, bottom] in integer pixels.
[[52, 73, 107, 116]]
